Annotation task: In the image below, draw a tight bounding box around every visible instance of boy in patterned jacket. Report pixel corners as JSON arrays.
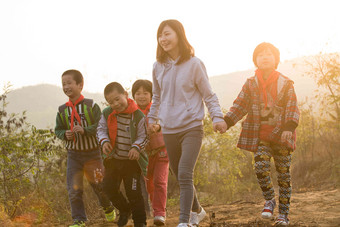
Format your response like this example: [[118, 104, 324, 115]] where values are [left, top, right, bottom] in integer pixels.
[[55, 69, 115, 227], [224, 43, 299, 226], [97, 82, 148, 227]]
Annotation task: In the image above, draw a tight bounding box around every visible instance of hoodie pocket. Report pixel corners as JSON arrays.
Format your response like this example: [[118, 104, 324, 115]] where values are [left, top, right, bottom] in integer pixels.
[[159, 102, 195, 129]]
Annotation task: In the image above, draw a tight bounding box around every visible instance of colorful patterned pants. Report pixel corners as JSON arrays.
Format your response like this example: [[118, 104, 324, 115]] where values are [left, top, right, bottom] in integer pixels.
[[254, 141, 292, 215]]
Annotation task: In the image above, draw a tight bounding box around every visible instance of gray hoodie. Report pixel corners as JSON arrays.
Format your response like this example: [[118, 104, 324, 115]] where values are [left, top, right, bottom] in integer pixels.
[[148, 56, 224, 134]]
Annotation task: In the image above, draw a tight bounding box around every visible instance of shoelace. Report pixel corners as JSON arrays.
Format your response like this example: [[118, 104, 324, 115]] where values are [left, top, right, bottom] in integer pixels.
[[263, 199, 275, 212], [276, 214, 289, 222]]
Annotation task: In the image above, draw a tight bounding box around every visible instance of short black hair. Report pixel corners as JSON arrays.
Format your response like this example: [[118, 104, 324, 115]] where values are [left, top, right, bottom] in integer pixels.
[[131, 79, 153, 99], [104, 82, 125, 99], [253, 42, 280, 69], [61, 69, 84, 84]]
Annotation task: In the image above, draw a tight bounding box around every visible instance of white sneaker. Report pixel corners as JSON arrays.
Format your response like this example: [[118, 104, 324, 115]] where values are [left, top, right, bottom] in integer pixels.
[[154, 216, 165, 226], [261, 198, 276, 219], [275, 214, 289, 226], [189, 207, 207, 225], [177, 223, 194, 227]]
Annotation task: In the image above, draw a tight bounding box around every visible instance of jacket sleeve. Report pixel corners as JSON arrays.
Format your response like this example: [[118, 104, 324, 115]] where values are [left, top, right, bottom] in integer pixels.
[[83, 103, 101, 136], [282, 82, 300, 132], [224, 80, 251, 128], [132, 116, 149, 152], [96, 114, 110, 147], [55, 112, 66, 140], [148, 63, 161, 124], [194, 60, 224, 123]]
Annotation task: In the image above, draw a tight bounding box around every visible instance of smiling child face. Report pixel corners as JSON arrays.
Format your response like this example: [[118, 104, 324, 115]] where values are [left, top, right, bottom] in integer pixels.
[[134, 86, 152, 109], [105, 89, 129, 112], [62, 74, 83, 101]]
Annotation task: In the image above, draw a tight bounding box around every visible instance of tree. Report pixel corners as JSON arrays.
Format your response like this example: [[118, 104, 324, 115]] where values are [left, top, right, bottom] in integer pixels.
[[292, 53, 340, 187], [305, 53, 340, 152], [305, 53, 340, 129], [0, 84, 62, 219], [194, 113, 255, 201]]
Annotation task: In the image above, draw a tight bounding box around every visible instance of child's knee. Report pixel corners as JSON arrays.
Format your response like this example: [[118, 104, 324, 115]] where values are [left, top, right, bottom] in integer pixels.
[[103, 182, 119, 195], [154, 179, 167, 189], [68, 186, 83, 201], [126, 191, 144, 205], [254, 160, 271, 172]]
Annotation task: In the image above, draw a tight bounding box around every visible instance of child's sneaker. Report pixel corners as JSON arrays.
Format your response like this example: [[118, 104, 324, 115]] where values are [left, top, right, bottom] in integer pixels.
[[69, 220, 85, 227], [275, 214, 289, 226], [261, 198, 276, 219], [134, 223, 146, 227], [105, 208, 116, 222], [117, 210, 131, 227], [177, 223, 194, 227], [189, 207, 206, 225], [154, 216, 166, 226]]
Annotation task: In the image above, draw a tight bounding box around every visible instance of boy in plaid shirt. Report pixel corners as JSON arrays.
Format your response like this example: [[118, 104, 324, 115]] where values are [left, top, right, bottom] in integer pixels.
[[224, 43, 299, 226]]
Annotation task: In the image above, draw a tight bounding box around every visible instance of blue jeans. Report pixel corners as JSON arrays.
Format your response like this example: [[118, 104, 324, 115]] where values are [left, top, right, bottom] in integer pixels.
[[67, 149, 111, 222], [162, 125, 204, 223]]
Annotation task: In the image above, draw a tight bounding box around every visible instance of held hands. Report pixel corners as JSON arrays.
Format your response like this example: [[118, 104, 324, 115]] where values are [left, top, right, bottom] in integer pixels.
[[147, 123, 160, 135], [213, 121, 227, 134], [281, 131, 292, 143], [128, 147, 140, 160], [102, 142, 113, 156]]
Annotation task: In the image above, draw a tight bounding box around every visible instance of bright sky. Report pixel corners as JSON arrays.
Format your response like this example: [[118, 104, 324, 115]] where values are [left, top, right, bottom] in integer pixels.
[[1, 0, 339, 93]]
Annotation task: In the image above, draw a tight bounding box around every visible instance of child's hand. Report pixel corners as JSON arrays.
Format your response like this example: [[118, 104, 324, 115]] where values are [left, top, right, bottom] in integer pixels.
[[73, 125, 85, 135], [213, 121, 227, 134], [102, 142, 113, 156], [65, 130, 74, 140], [147, 123, 158, 134], [281, 131, 292, 142], [128, 148, 140, 160], [94, 168, 104, 184], [153, 124, 161, 132]]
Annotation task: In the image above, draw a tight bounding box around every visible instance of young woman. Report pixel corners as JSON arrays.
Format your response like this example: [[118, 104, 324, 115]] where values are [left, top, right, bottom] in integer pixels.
[[148, 19, 227, 227]]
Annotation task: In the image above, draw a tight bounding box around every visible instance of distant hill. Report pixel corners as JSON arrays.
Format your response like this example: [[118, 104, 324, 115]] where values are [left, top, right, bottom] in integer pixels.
[[5, 55, 319, 129], [6, 84, 106, 129]]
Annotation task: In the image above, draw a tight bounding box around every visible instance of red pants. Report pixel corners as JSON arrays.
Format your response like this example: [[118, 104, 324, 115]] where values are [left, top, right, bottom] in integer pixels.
[[146, 148, 169, 217]]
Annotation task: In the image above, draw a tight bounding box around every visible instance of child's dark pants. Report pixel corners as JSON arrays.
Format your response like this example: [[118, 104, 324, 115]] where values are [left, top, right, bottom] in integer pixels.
[[103, 158, 146, 224]]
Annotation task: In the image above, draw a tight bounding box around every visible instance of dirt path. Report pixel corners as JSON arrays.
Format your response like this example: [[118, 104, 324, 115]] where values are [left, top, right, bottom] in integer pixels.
[[89, 188, 340, 227], [12, 188, 337, 226]]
